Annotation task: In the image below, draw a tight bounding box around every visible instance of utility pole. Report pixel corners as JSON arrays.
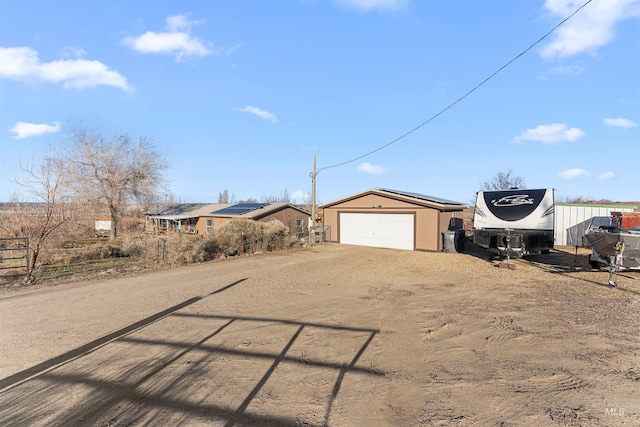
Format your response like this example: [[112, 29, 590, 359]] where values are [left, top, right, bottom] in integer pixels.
[[310, 153, 317, 245], [312, 153, 316, 223]]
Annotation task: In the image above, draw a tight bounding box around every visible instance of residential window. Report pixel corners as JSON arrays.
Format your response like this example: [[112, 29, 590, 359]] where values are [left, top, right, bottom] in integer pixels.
[[183, 218, 197, 233], [296, 218, 304, 237], [206, 219, 213, 234]]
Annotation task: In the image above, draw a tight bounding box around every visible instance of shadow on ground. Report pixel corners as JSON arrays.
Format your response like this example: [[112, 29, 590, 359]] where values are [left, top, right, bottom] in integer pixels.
[[460, 241, 639, 295], [0, 277, 382, 427]]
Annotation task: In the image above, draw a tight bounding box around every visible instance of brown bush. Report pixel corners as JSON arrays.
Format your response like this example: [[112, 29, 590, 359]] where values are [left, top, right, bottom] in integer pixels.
[[43, 243, 126, 265], [120, 219, 294, 266], [120, 216, 145, 233], [6, 219, 300, 282], [212, 219, 291, 255]]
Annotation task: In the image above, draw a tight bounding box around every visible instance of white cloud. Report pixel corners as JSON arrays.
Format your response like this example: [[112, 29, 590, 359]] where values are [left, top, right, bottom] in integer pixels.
[[357, 162, 388, 174], [291, 190, 310, 203], [60, 46, 87, 59], [604, 117, 638, 128], [166, 15, 205, 32], [598, 171, 615, 180], [513, 123, 585, 144], [334, 0, 409, 12], [122, 14, 212, 61], [548, 62, 586, 75], [237, 106, 277, 122], [558, 168, 589, 179], [0, 47, 131, 91], [10, 121, 61, 139], [541, 0, 640, 60]]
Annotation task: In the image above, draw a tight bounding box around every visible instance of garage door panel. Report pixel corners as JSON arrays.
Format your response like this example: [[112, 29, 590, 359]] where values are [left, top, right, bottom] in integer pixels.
[[340, 213, 414, 250]]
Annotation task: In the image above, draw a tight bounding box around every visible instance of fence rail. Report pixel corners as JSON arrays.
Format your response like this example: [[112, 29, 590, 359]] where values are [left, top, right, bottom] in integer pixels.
[[0, 238, 29, 276]]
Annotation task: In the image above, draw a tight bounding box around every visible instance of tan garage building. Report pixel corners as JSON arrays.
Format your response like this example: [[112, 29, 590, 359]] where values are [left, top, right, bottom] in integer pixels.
[[320, 188, 467, 251]]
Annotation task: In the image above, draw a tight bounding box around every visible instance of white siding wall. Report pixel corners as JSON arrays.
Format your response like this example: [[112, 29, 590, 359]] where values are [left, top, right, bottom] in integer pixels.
[[554, 205, 634, 246]]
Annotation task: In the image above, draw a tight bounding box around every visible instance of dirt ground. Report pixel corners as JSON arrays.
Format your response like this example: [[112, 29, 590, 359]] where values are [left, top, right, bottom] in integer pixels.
[[0, 243, 638, 426]]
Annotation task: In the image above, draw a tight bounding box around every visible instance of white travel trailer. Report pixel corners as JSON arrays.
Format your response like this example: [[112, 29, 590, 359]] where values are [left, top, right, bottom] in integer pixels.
[[473, 188, 555, 257]]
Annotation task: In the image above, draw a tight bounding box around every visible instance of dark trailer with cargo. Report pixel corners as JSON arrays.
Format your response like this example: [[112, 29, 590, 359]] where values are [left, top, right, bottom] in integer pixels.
[[473, 188, 555, 258]]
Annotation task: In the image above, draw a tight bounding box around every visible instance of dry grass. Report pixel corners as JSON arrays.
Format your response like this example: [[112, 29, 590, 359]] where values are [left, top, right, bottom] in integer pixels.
[[1, 218, 301, 287], [122, 218, 297, 266]]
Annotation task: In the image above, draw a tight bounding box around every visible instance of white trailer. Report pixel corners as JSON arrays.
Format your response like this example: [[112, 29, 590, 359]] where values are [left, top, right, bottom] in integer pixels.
[[473, 188, 554, 257]]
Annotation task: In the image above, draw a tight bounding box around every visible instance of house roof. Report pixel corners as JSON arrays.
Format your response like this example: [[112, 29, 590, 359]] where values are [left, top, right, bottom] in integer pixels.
[[146, 203, 231, 220], [211, 203, 269, 216], [207, 203, 310, 219], [146, 202, 310, 221], [319, 188, 467, 211]]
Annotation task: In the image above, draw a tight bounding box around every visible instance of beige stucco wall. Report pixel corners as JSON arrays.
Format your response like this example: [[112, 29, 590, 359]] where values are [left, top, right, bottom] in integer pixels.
[[195, 207, 310, 236], [195, 217, 230, 235], [259, 208, 311, 236], [322, 193, 461, 251]]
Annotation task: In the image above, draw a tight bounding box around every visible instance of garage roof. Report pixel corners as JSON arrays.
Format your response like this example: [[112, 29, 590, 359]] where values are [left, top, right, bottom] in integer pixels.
[[319, 188, 467, 210], [376, 188, 466, 206]]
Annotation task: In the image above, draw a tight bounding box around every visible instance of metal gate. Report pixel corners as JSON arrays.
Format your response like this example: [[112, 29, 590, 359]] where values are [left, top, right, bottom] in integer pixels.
[[0, 238, 29, 280]]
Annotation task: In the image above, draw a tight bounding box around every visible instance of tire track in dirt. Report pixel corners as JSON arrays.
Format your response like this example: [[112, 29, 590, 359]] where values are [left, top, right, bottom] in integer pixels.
[[1, 245, 638, 426], [413, 269, 636, 426]]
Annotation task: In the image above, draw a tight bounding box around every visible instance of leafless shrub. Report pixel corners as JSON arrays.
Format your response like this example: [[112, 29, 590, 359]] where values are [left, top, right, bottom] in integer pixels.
[[2, 216, 300, 285], [120, 215, 145, 233], [212, 219, 291, 254], [120, 234, 211, 266], [120, 218, 293, 266], [215, 219, 259, 255], [197, 238, 221, 262], [261, 220, 290, 251], [44, 244, 125, 265]]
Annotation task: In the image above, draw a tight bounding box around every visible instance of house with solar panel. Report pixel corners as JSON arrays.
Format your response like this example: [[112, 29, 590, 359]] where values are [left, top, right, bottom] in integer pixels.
[[145, 203, 227, 234], [146, 202, 311, 238]]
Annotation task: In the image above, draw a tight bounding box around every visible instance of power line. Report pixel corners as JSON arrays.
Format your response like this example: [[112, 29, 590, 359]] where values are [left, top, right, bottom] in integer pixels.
[[317, 0, 593, 174]]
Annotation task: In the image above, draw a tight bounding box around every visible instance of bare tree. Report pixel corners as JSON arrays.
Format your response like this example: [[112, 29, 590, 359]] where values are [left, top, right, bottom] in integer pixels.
[[237, 197, 259, 204], [0, 158, 75, 284], [562, 196, 614, 204], [218, 189, 236, 204], [261, 188, 291, 203], [218, 189, 295, 205], [564, 195, 585, 203], [67, 127, 167, 240], [480, 170, 526, 191]]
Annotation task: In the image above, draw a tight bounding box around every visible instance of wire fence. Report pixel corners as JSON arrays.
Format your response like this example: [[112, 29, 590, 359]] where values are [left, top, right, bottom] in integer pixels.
[[0, 221, 325, 287]]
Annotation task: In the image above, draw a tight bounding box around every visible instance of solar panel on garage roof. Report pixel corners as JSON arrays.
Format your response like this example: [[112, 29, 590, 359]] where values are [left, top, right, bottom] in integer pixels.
[[211, 203, 269, 215], [377, 188, 465, 206]]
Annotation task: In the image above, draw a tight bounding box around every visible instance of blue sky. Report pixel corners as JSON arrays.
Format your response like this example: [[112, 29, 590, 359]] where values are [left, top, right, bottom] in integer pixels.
[[1, 0, 639, 206]]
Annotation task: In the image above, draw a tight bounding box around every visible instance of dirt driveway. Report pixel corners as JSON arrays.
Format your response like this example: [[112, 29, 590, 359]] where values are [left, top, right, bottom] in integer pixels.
[[0, 244, 638, 426]]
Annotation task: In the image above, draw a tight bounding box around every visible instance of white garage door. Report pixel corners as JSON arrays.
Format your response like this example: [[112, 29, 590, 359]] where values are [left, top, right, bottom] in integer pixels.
[[340, 213, 414, 250]]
